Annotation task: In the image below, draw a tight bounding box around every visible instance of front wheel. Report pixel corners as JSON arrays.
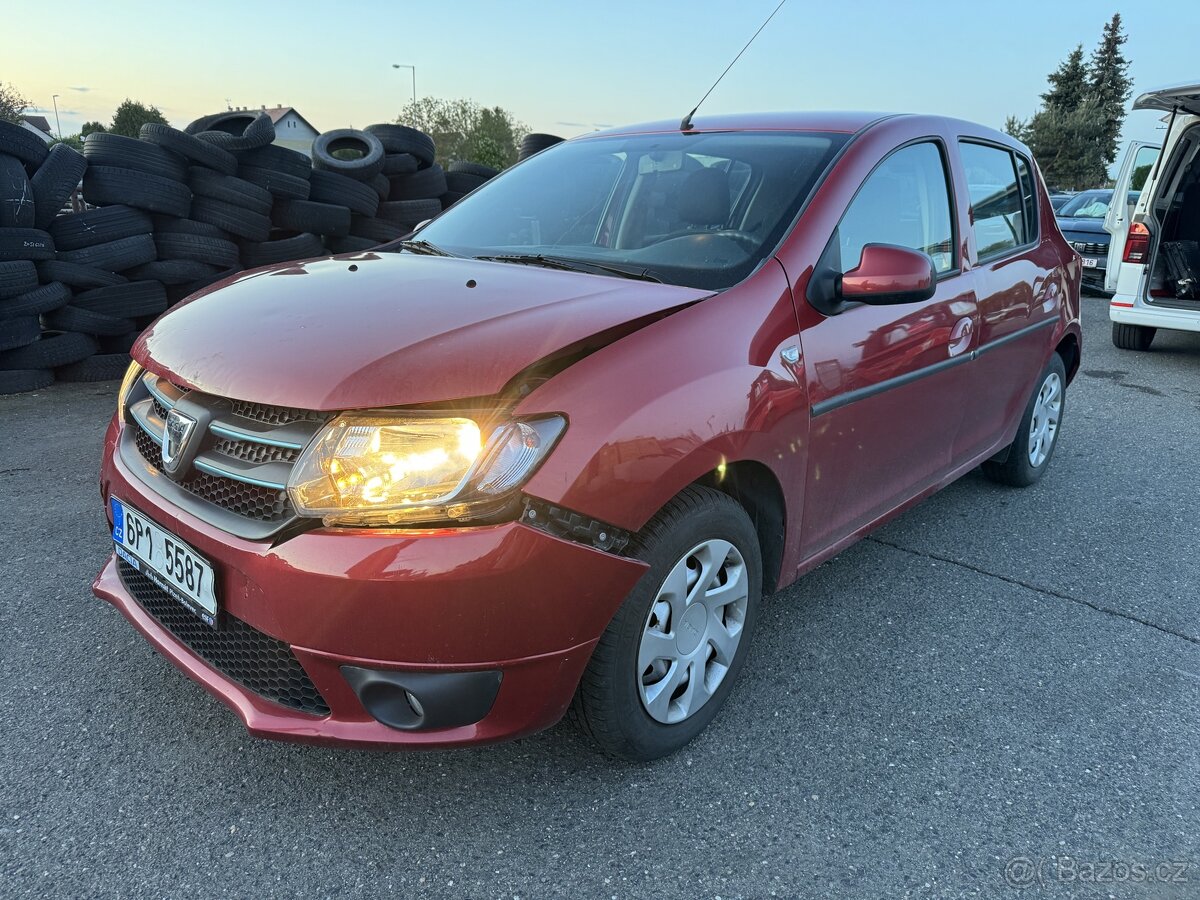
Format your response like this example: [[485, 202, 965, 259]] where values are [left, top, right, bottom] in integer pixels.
[[982, 353, 1067, 487], [571, 486, 762, 761]]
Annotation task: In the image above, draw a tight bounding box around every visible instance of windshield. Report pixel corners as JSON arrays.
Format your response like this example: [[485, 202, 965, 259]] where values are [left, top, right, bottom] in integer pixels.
[[413, 131, 849, 290], [1057, 191, 1113, 218]]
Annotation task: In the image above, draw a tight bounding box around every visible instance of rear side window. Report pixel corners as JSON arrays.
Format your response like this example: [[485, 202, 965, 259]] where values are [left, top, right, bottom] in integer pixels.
[[833, 141, 956, 274], [959, 142, 1036, 261]]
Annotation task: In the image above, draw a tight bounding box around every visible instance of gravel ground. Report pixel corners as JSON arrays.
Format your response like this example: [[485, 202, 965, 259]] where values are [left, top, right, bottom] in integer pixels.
[[0, 297, 1197, 899]]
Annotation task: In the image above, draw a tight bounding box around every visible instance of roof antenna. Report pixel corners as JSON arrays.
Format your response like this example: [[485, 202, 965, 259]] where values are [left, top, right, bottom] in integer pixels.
[[680, 0, 788, 132]]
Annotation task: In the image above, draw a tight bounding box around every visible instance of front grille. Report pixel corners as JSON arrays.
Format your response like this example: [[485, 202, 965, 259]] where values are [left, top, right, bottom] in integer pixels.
[[117, 560, 330, 716], [213, 438, 299, 465], [186, 468, 292, 521], [229, 399, 325, 427], [1073, 240, 1107, 255], [134, 425, 163, 469]]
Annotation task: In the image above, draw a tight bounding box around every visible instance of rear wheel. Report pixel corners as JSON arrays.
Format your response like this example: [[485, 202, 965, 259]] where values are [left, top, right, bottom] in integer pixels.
[[982, 353, 1066, 487], [571, 486, 761, 760], [1111, 322, 1156, 351]]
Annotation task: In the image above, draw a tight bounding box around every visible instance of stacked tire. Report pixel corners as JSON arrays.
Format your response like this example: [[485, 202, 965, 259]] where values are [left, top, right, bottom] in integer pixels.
[[518, 132, 565, 161]]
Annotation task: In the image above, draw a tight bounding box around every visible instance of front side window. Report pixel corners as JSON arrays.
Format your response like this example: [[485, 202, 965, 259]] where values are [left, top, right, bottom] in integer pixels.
[[960, 142, 1031, 260], [831, 141, 956, 274], [413, 131, 848, 290]]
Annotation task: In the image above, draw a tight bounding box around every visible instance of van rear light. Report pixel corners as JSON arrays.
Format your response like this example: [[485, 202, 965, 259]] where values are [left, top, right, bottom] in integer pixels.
[[1123, 222, 1151, 263]]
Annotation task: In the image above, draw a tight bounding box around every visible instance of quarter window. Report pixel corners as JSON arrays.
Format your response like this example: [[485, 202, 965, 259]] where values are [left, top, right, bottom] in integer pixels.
[[959, 142, 1035, 260], [833, 142, 956, 275]]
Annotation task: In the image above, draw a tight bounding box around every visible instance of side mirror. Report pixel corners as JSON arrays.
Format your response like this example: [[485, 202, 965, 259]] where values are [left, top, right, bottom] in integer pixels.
[[840, 243, 938, 305]]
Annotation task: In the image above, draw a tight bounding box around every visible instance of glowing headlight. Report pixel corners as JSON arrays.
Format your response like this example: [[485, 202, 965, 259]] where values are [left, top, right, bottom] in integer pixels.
[[287, 413, 566, 526], [116, 361, 144, 423]]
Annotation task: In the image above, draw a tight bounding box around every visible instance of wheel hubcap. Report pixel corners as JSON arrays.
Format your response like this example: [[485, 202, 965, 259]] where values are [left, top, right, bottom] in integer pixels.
[[1027, 371, 1062, 467], [636, 539, 749, 725]]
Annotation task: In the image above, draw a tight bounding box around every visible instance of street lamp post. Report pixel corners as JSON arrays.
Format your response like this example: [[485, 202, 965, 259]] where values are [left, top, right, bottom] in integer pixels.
[[391, 64, 416, 112], [51, 94, 61, 138]]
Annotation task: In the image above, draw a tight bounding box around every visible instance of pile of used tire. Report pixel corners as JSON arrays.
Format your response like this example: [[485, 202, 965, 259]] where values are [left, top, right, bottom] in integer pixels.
[[0, 111, 506, 394], [518, 132, 564, 161]]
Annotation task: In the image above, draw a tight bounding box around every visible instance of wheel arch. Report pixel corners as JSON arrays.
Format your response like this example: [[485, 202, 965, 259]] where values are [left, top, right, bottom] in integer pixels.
[[691, 460, 786, 595], [1055, 330, 1081, 384]]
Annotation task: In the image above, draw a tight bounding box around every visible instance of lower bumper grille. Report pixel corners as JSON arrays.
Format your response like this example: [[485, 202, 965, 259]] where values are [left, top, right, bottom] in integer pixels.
[[117, 560, 330, 716]]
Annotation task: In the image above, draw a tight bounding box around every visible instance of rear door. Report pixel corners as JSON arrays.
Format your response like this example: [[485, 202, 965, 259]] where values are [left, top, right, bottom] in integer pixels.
[[1104, 141, 1160, 292]]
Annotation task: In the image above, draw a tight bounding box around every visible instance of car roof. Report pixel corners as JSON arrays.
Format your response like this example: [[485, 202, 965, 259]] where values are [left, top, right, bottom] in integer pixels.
[[586, 111, 893, 137]]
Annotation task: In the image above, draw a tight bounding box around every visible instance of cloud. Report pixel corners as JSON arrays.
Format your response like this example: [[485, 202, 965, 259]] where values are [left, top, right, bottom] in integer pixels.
[[69, 86, 90, 93], [27, 105, 79, 116]]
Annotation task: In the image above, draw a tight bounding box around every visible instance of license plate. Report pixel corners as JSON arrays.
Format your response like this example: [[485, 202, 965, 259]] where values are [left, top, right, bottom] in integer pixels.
[[111, 497, 219, 626], [1082, 257, 1098, 268]]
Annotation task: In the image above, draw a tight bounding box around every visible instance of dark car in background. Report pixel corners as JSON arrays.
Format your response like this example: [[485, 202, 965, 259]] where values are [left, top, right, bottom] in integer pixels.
[[1055, 189, 1138, 293], [1048, 191, 1074, 211]]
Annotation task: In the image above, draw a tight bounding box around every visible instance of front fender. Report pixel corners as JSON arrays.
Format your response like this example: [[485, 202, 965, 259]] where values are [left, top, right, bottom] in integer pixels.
[[516, 261, 808, 548]]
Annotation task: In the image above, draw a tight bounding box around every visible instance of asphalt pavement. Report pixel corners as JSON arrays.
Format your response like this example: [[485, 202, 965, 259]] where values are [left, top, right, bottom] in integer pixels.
[[1, 297, 1197, 899]]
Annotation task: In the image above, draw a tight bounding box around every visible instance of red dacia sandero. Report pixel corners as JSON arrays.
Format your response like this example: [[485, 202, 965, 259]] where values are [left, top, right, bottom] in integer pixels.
[[95, 112, 1082, 760]]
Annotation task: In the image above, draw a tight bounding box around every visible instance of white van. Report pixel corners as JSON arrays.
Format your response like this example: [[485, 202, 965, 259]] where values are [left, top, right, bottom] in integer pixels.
[[1108, 82, 1200, 350]]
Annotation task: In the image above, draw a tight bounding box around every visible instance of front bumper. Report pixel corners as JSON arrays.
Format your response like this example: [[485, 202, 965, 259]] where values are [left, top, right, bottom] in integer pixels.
[[94, 416, 648, 748]]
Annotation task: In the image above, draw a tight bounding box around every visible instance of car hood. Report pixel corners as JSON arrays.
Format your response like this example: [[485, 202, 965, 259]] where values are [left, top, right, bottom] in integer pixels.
[[1055, 217, 1107, 236], [134, 252, 711, 411]]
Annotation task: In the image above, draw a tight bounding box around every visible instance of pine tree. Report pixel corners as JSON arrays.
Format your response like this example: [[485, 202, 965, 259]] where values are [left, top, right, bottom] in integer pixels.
[[1042, 45, 1089, 111], [1088, 13, 1133, 169]]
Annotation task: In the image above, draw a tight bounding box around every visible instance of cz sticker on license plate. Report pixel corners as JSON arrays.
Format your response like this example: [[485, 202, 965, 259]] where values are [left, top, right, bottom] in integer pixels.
[[111, 497, 219, 627]]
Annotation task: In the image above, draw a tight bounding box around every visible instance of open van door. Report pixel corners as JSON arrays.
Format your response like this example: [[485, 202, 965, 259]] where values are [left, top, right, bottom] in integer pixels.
[[1104, 140, 1160, 293]]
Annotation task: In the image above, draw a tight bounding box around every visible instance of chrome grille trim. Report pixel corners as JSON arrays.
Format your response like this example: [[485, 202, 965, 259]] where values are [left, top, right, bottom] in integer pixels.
[[122, 372, 330, 537]]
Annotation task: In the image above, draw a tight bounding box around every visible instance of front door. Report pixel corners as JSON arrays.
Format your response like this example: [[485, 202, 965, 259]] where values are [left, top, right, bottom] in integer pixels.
[[797, 140, 978, 559]]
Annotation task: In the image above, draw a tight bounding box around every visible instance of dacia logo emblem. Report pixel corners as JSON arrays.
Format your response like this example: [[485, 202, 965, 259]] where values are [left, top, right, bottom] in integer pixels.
[[162, 409, 197, 476]]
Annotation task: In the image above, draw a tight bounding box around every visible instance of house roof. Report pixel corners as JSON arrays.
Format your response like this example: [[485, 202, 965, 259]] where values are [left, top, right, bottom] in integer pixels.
[[260, 107, 318, 134], [22, 115, 51, 134]]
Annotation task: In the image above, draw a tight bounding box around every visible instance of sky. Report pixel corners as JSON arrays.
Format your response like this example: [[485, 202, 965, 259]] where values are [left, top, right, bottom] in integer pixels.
[[8, 0, 1198, 159]]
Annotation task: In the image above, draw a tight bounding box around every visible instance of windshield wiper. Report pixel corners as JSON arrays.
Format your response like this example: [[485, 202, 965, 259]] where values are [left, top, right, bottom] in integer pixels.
[[475, 254, 663, 283], [398, 239, 452, 257]]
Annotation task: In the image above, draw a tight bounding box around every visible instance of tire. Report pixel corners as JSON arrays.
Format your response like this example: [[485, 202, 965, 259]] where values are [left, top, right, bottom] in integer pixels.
[[0, 368, 53, 394], [518, 133, 564, 161], [0, 120, 50, 168], [312, 129, 385, 181], [83, 133, 188, 182], [43, 305, 136, 336], [378, 199, 442, 226], [154, 231, 240, 268], [0, 330, 97, 369], [440, 191, 465, 209], [364, 124, 435, 167], [570, 486, 762, 761], [186, 112, 274, 152], [239, 232, 326, 268], [238, 165, 311, 200], [0, 281, 70, 318], [128, 259, 222, 285], [308, 170, 379, 217], [447, 161, 499, 179], [72, 281, 168, 318], [381, 153, 419, 177], [138, 122, 238, 175], [0, 260, 38, 299], [31, 144, 88, 229], [188, 167, 272, 215], [99, 331, 140, 353], [370, 172, 390, 200], [0, 153, 36, 227], [0, 228, 55, 261], [82, 165, 192, 217], [48, 205, 153, 251], [325, 235, 380, 253], [349, 216, 406, 243], [1111, 322, 1155, 351], [36, 260, 127, 290], [388, 165, 447, 201], [56, 352, 132, 382], [272, 199, 351, 238], [444, 171, 487, 194], [149, 216, 230, 240], [58, 233, 156, 273], [0, 316, 41, 352], [189, 196, 271, 241], [981, 353, 1067, 488], [236, 144, 312, 178]]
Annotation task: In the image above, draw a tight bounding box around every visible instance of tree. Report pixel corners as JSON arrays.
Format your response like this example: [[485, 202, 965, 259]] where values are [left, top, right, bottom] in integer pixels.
[[108, 99, 168, 137], [1042, 45, 1089, 112], [1003, 115, 1029, 143], [396, 98, 528, 169], [51, 134, 84, 151], [80, 120, 107, 137], [0, 81, 29, 124], [1088, 13, 1133, 170], [1024, 100, 1109, 191]]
